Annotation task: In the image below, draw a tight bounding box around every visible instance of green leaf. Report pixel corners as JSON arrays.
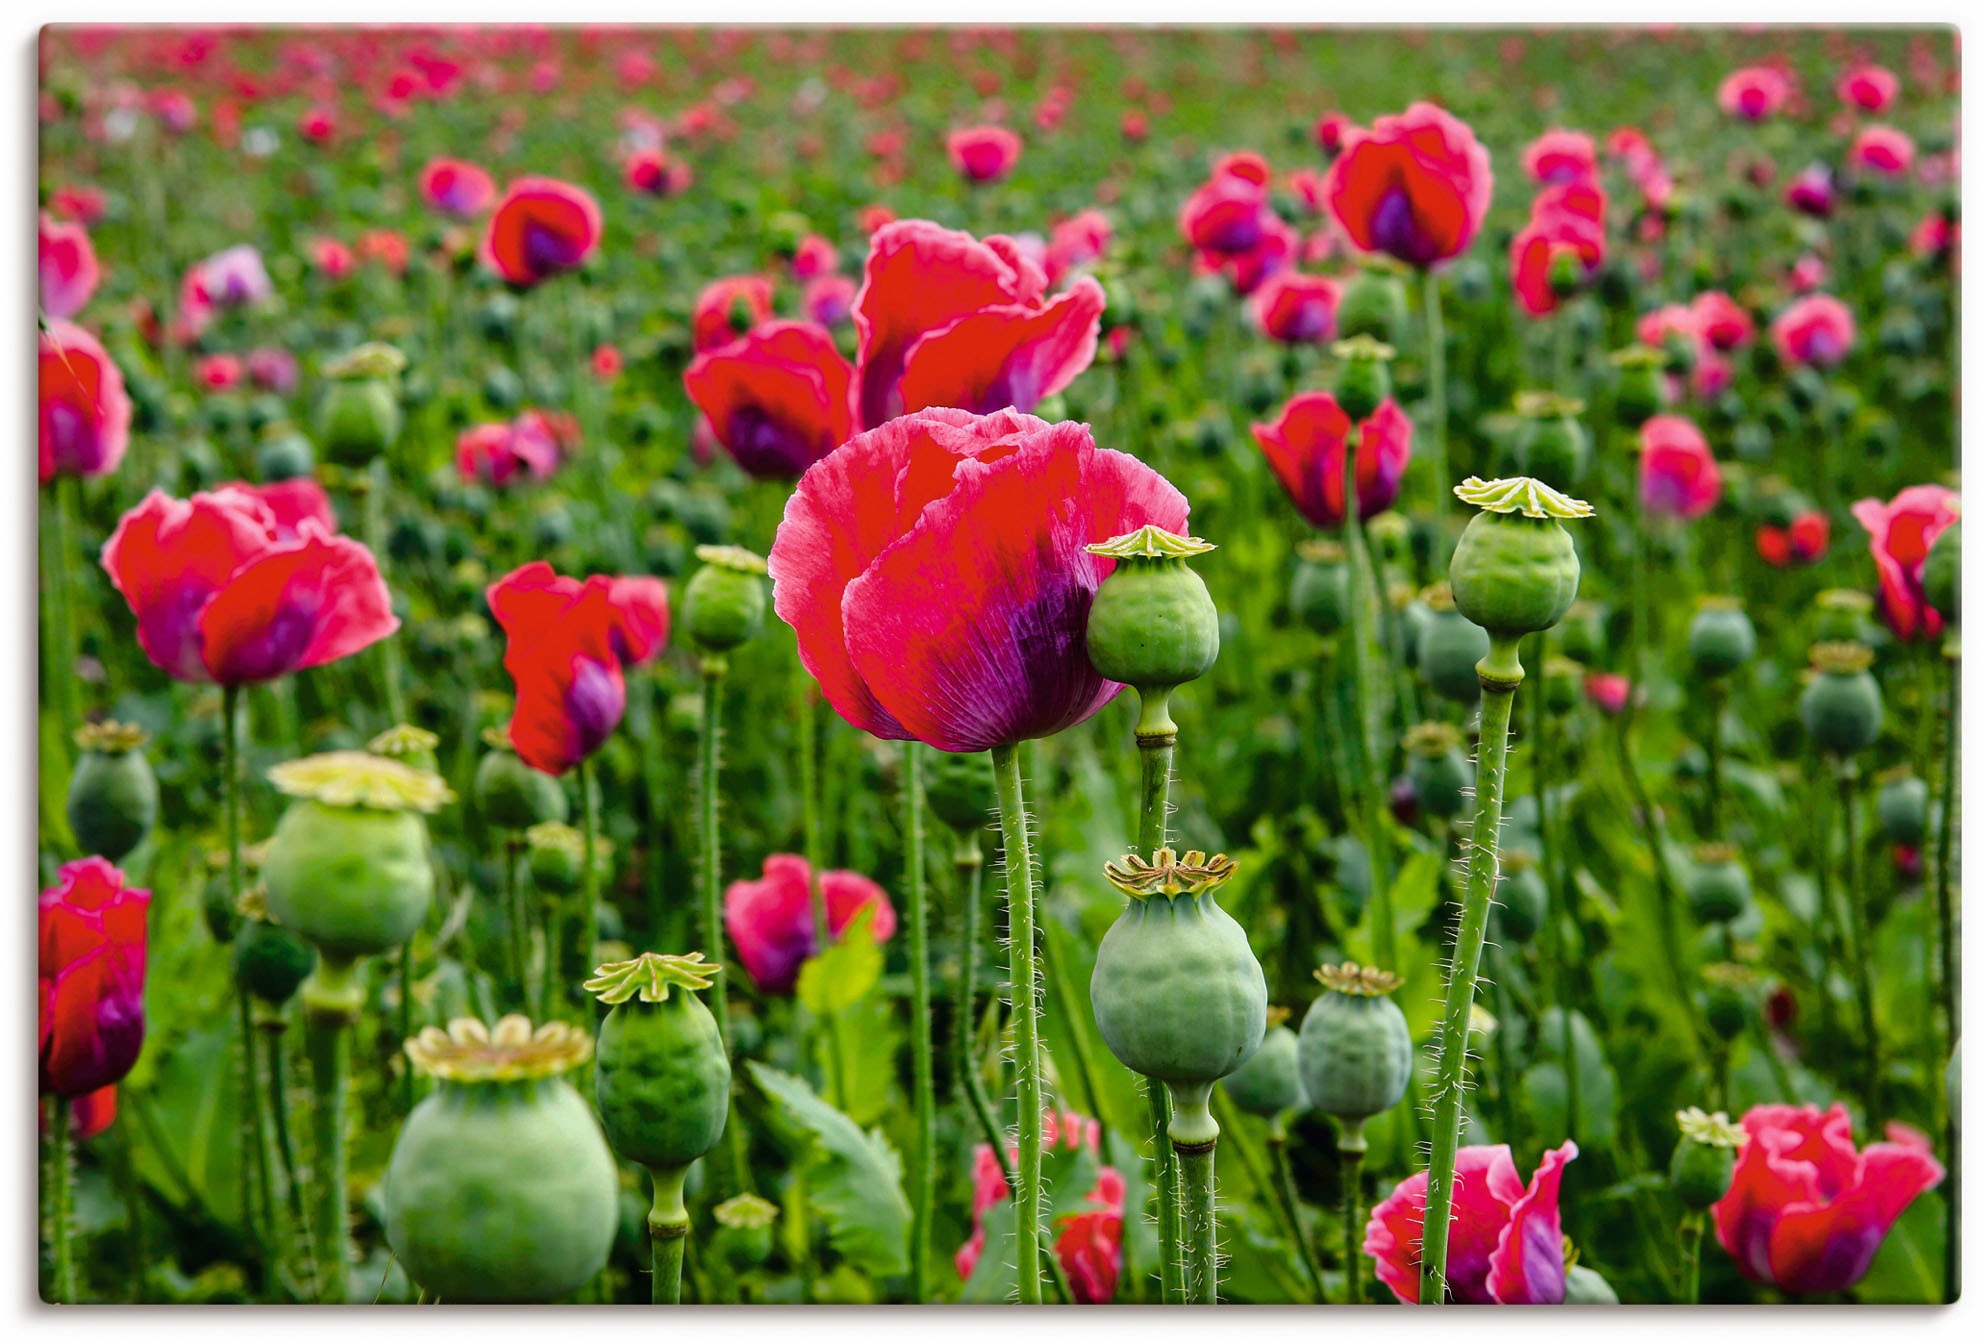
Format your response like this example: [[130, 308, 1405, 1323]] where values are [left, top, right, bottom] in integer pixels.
[[797, 904, 881, 1016], [1853, 1191, 1946, 1304], [747, 1061, 909, 1277], [957, 1201, 1019, 1303]]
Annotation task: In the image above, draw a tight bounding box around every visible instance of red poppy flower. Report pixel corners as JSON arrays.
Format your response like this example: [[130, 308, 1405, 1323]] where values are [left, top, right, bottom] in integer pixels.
[[1850, 125, 1916, 177], [1046, 209, 1112, 284], [1757, 510, 1831, 568], [1218, 213, 1300, 297], [40, 857, 150, 1100], [1639, 415, 1722, 521], [1315, 110, 1353, 155], [691, 274, 776, 353], [487, 561, 669, 775], [768, 407, 1188, 751], [196, 353, 243, 391], [358, 229, 410, 275], [1713, 1103, 1943, 1295], [1521, 128, 1598, 185], [1252, 392, 1413, 529], [419, 156, 496, 217], [791, 233, 838, 280], [456, 421, 557, 487], [1909, 212, 1954, 261], [101, 488, 396, 686], [1788, 254, 1829, 295], [684, 321, 855, 480], [39, 213, 99, 320], [1772, 294, 1856, 369], [218, 478, 338, 540], [858, 204, 897, 234], [591, 344, 622, 381], [624, 148, 692, 198], [1785, 163, 1837, 218], [1851, 484, 1961, 640], [245, 346, 298, 393], [803, 273, 857, 327], [67, 1086, 118, 1141], [850, 220, 1104, 429], [1251, 271, 1341, 343], [512, 408, 581, 467], [722, 853, 897, 995], [40, 320, 131, 486], [1178, 154, 1274, 258], [309, 236, 355, 281], [955, 1117, 1124, 1302], [481, 176, 603, 287], [947, 125, 1022, 183], [1120, 109, 1149, 144], [1719, 66, 1792, 121], [298, 105, 336, 142], [1584, 671, 1632, 715], [1509, 195, 1605, 317], [1324, 102, 1494, 270], [1691, 290, 1755, 351], [1837, 64, 1900, 112], [1365, 1141, 1578, 1304], [50, 186, 107, 226]]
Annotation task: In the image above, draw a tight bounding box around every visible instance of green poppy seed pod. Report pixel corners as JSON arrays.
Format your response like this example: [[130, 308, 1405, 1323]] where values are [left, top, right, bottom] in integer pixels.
[[1494, 848, 1549, 944], [1335, 264, 1410, 344], [1331, 336, 1395, 422], [1876, 767, 1930, 846], [66, 722, 159, 863], [1511, 392, 1591, 492], [1290, 539, 1353, 638], [712, 1194, 779, 1273], [1393, 585, 1430, 670], [1700, 963, 1758, 1042], [1448, 477, 1593, 648], [1403, 721, 1472, 820], [1547, 247, 1584, 299], [1365, 510, 1410, 563], [1418, 584, 1491, 705], [384, 1016, 618, 1302], [1812, 589, 1877, 645], [231, 894, 319, 1007], [1563, 1263, 1621, 1304], [261, 752, 449, 964], [1542, 655, 1583, 713], [1084, 529, 1221, 738], [528, 822, 606, 895], [1090, 849, 1267, 1145], [480, 293, 520, 343], [255, 424, 316, 482], [1686, 598, 1758, 679], [1923, 521, 1960, 624], [204, 864, 243, 943], [586, 954, 731, 1173], [317, 342, 406, 467], [369, 723, 441, 775], [923, 748, 995, 834], [1297, 962, 1414, 1124], [1686, 844, 1752, 925], [1799, 642, 1884, 756], [1220, 1018, 1304, 1118], [682, 544, 768, 654], [1555, 600, 1607, 665], [475, 732, 569, 830], [1610, 345, 1665, 428], [1670, 1107, 1745, 1210]]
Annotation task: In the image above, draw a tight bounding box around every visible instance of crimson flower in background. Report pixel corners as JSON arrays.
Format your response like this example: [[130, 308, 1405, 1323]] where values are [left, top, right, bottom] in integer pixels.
[[851, 220, 1104, 428], [791, 233, 838, 280], [50, 186, 106, 226], [1838, 63, 1900, 112], [1365, 1141, 1578, 1303], [803, 273, 856, 327], [948, 124, 1022, 183], [419, 156, 496, 217], [487, 561, 668, 775], [591, 344, 623, 381], [1690, 290, 1756, 351], [769, 407, 1187, 752], [1772, 294, 1856, 369], [1178, 151, 1275, 257], [178, 243, 271, 339], [309, 236, 356, 281], [196, 353, 243, 391], [722, 854, 897, 995], [1314, 110, 1352, 155], [100, 488, 396, 686], [1757, 510, 1831, 568], [1713, 1104, 1943, 1295], [955, 1112, 1125, 1303], [481, 176, 602, 287], [513, 407, 581, 467], [1521, 128, 1597, 185], [1852, 484, 1961, 640], [218, 478, 338, 539], [1788, 253, 1829, 294], [40, 857, 150, 1106], [358, 229, 410, 276], [1785, 163, 1837, 218], [691, 274, 776, 352], [1849, 126, 1916, 177], [1251, 270, 1341, 342], [1584, 671, 1632, 716], [39, 212, 99, 320], [1252, 392, 1413, 529], [1324, 102, 1493, 271], [1638, 415, 1722, 521], [1638, 302, 1701, 362], [1719, 65, 1792, 121], [245, 346, 299, 393], [624, 148, 692, 198], [1046, 209, 1112, 285], [456, 421, 554, 487], [1509, 183, 1606, 318], [684, 321, 854, 479], [39, 320, 131, 486]]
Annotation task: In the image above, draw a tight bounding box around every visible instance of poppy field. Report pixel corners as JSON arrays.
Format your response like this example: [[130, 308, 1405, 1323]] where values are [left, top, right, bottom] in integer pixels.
[[34, 23, 1963, 1308]]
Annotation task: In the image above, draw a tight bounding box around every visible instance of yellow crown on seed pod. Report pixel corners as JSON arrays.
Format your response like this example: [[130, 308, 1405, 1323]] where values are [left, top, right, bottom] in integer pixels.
[[1809, 640, 1875, 674], [74, 720, 150, 754], [1676, 1106, 1749, 1149], [584, 951, 722, 1005], [1313, 961, 1403, 997], [404, 1014, 592, 1081], [367, 724, 440, 759], [694, 544, 770, 575], [1453, 475, 1595, 520], [714, 1193, 780, 1231], [268, 751, 455, 813], [1103, 847, 1237, 898], [1085, 525, 1216, 560]]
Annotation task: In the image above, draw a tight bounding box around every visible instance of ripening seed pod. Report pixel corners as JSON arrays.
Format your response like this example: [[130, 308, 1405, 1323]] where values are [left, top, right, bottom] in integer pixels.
[[1331, 335, 1395, 422], [1811, 589, 1877, 645], [1542, 655, 1583, 713], [369, 723, 441, 774], [1686, 844, 1752, 925], [255, 423, 316, 481], [1403, 721, 1472, 820], [711, 1194, 779, 1273], [1700, 963, 1759, 1042], [923, 748, 996, 834], [1289, 539, 1352, 638], [316, 342, 406, 467], [1493, 848, 1549, 944], [1555, 600, 1607, 665], [1686, 597, 1758, 679], [1220, 1010, 1304, 1118], [1923, 521, 1960, 624], [1335, 262, 1410, 344], [1447, 477, 1592, 648], [231, 888, 318, 1008], [1084, 528, 1221, 741], [1511, 391, 1591, 492], [1417, 583, 1491, 705], [66, 721, 160, 863], [1799, 642, 1884, 756], [1297, 961, 1413, 1130], [1876, 767, 1930, 846], [1670, 1106, 1746, 1210], [587, 953, 731, 1174], [527, 821, 607, 895], [475, 729, 570, 830], [682, 545, 768, 654], [1610, 344, 1666, 428], [384, 1016, 618, 1302]]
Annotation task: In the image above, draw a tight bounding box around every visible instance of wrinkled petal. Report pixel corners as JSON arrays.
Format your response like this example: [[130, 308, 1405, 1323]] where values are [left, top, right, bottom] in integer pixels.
[[897, 278, 1104, 417], [196, 530, 398, 685], [684, 321, 855, 478], [100, 490, 277, 682], [1487, 1140, 1577, 1303]]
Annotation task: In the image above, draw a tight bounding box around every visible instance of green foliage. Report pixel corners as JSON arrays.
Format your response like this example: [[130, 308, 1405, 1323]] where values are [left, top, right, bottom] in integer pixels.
[[746, 1062, 910, 1279]]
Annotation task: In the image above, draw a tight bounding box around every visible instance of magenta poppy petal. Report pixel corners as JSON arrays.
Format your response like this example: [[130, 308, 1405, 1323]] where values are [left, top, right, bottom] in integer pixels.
[[896, 278, 1105, 417], [196, 531, 398, 685], [1487, 1140, 1577, 1303]]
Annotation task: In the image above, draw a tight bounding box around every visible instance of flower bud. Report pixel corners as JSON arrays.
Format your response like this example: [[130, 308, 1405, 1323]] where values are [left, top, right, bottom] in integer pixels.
[[712, 1193, 779, 1272], [1686, 843, 1752, 924], [231, 889, 318, 1008], [1670, 1106, 1746, 1210], [1331, 335, 1395, 422], [1875, 766, 1930, 845], [317, 342, 406, 467], [1220, 1014, 1304, 1118], [1799, 642, 1884, 756], [1084, 528, 1221, 727], [586, 953, 731, 1173], [1297, 961, 1413, 1127], [1610, 344, 1665, 428], [1511, 391, 1590, 492], [1289, 539, 1352, 638], [475, 729, 570, 830], [1541, 655, 1583, 713], [923, 748, 995, 835], [1417, 583, 1491, 705], [1403, 722, 1472, 820], [1923, 520, 1960, 623], [255, 424, 316, 481], [1686, 597, 1758, 679], [66, 721, 159, 863], [1448, 477, 1592, 650], [681, 544, 768, 654]]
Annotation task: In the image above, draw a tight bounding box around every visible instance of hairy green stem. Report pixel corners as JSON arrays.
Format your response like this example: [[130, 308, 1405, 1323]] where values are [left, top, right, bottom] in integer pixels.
[[699, 661, 730, 1039], [45, 476, 82, 738], [1421, 269, 1451, 535], [1836, 761, 1880, 1124], [1174, 1132, 1220, 1304], [1267, 1126, 1327, 1302], [951, 839, 1012, 1185], [305, 1004, 352, 1303], [1932, 650, 1960, 1303], [1342, 447, 1397, 973], [1420, 639, 1522, 1304], [648, 1166, 690, 1304], [575, 757, 600, 1016], [49, 1097, 76, 1302], [1680, 1209, 1705, 1304], [989, 743, 1045, 1305], [1146, 1081, 1185, 1302], [363, 458, 406, 727], [1133, 707, 1186, 1303], [902, 743, 934, 1302], [1705, 682, 1727, 837], [266, 1026, 319, 1299], [221, 686, 270, 1269], [1337, 1123, 1367, 1305]]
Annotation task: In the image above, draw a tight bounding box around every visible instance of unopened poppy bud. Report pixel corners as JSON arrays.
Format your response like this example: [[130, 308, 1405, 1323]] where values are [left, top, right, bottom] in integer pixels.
[[1403, 722, 1472, 819], [585, 953, 731, 1175], [66, 721, 159, 863], [1875, 766, 1930, 845], [1084, 527, 1220, 740], [1546, 244, 1584, 299], [923, 748, 995, 835], [1701, 962, 1758, 1041], [712, 1193, 779, 1272], [231, 887, 318, 1008], [681, 544, 768, 654], [1418, 582, 1491, 705], [1922, 521, 1960, 623], [1812, 588, 1876, 644], [1511, 391, 1590, 491], [1334, 262, 1410, 344], [1687, 597, 1758, 679], [1220, 1010, 1303, 1117], [1330, 335, 1395, 422], [1297, 961, 1413, 1133], [1670, 1106, 1746, 1210], [317, 342, 406, 466], [1799, 642, 1883, 756], [475, 728, 570, 830], [1448, 478, 1593, 671], [1610, 344, 1665, 428], [1493, 848, 1549, 943], [1289, 539, 1352, 637], [1686, 843, 1752, 924]]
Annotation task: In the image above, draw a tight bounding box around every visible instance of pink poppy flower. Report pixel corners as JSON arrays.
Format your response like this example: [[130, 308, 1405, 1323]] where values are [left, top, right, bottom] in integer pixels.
[[1366, 1141, 1578, 1303], [39, 213, 99, 320], [723, 854, 896, 995], [1772, 294, 1855, 369], [1639, 414, 1722, 520], [1851, 484, 1961, 640]]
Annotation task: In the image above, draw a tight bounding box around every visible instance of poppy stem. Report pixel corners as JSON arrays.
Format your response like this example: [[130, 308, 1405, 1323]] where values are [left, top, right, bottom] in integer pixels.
[[648, 1166, 690, 1304], [222, 684, 270, 1274], [1679, 1209, 1705, 1304], [265, 1024, 320, 1299], [1341, 449, 1397, 973], [1145, 1080, 1184, 1301], [1335, 1121, 1366, 1304], [45, 475, 82, 741], [1132, 693, 1185, 1302], [989, 741, 1045, 1306], [1173, 1122, 1219, 1304], [1263, 1118, 1327, 1302], [48, 1096, 77, 1302], [902, 742, 934, 1302], [950, 835, 1011, 1185], [577, 756, 599, 1017], [1419, 637, 1522, 1305], [1931, 647, 1960, 1303], [1836, 758, 1880, 1124], [363, 457, 407, 728], [1420, 269, 1451, 538], [699, 659, 731, 1042], [303, 958, 362, 1304], [1705, 681, 1727, 836]]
